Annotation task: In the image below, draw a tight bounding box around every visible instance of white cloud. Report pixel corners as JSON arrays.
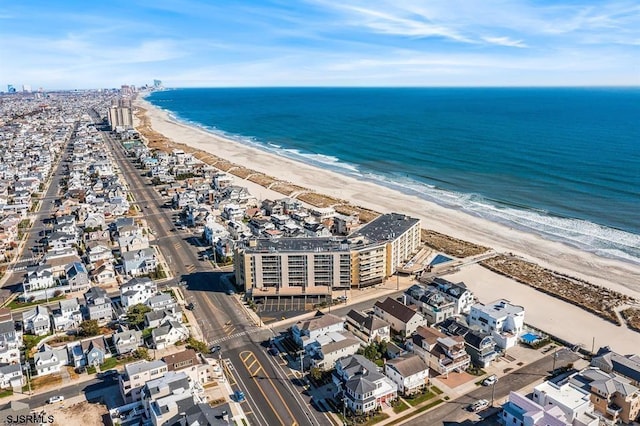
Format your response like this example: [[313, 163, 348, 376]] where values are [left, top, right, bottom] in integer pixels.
[[482, 36, 528, 48]]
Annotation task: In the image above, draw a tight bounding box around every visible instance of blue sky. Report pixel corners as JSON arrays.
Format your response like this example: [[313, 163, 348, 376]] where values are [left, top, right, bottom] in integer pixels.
[[0, 0, 638, 89]]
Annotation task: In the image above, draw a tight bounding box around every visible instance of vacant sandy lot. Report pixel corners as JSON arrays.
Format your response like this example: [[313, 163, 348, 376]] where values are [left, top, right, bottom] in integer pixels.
[[48, 400, 107, 426]]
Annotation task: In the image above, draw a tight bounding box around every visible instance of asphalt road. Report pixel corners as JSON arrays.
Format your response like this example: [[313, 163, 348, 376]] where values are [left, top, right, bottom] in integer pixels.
[[1, 123, 77, 296], [403, 348, 581, 425], [98, 123, 327, 425], [15, 376, 119, 409]]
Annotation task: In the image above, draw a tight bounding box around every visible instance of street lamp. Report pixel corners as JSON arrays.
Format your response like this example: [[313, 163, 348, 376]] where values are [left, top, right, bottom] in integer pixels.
[[491, 379, 497, 407]]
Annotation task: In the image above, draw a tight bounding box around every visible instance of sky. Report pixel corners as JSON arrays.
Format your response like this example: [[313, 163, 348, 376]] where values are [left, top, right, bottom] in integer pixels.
[[0, 0, 638, 89]]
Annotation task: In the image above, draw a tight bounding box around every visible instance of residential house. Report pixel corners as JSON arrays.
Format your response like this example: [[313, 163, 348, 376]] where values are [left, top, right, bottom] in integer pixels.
[[84, 286, 113, 324], [85, 241, 114, 264], [52, 298, 82, 331], [89, 260, 116, 284], [22, 305, 51, 336], [292, 313, 345, 349], [119, 360, 169, 403], [0, 364, 23, 390], [23, 264, 55, 292], [162, 349, 213, 385], [306, 331, 361, 371], [463, 329, 499, 368], [501, 391, 598, 426], [0, 310, 21, 365], [569, 367, 640, 424], [384, 354, 430, 396], [120, 277, 158, 309], [65, 262, 90, 292], [407, 326, 471, 377], [345, 310, 391, 344], [145, 308, 182, 329], [333, 355, 398, 415], [34, 344, 68, 376], [113, 329, 143, 355], [468, 299, 524, 350], [430, 277, 476, 315], [151, 321, 189, 350], [373, 297, 427, 337], [117, 233, 149, 253], [591, 347, 640, 386], [146, 293, 177, 312], [121, 248, 157, 277], [68, 335, 109, 368], [403, 285, 456, 326], [531, 380, 600, 426]]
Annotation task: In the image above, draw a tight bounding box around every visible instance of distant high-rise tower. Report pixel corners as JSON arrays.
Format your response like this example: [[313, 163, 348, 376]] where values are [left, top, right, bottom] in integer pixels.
[[22, 84, 32, 93], [153, 79, 162, 89], [107, 98, 134, 131], [7, 84, 16, 93]]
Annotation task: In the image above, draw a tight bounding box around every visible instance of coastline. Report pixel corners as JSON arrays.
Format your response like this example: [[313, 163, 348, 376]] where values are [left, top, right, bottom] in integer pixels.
[[135, 96, 640, 298]]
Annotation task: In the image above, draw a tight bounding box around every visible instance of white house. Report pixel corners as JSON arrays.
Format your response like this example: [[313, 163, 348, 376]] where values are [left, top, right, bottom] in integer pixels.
[[151, 321, 189, 349], [52, 298, 82, 331], [345, 310, 391, 344], [0, 364, 24, 390], [306, 331, 361, 371], [120, 277, 158, 309], [384, 354, 430, 396], [291, 313, 345, 349], [22, 305, 51, 336], [34, 344, 69, 376], [468, 299, 525, 349]]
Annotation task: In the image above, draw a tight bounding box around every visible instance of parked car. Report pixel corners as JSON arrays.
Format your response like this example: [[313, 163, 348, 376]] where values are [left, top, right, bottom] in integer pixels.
[[186, 302, 195, 310], [47, 396, 64, 404], [233, 390, 245, 402], [482, 375, 498, 386], [469, 399, 489, 412], [226, 289, 235, 295], [269, 346, 279, 356]]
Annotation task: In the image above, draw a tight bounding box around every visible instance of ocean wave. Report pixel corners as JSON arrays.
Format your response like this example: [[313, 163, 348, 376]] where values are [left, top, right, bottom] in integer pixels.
[[353, 171, 640, 265]]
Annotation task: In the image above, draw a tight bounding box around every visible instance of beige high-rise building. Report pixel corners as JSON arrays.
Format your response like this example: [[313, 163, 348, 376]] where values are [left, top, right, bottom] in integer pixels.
[[107, 99, 133, 130]]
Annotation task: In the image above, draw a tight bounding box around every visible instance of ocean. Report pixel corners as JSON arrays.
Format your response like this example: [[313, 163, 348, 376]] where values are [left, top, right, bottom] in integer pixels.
[[147, 87, 640, 264]]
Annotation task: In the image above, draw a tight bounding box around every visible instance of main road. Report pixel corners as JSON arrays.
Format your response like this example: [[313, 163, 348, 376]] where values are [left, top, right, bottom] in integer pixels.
[[97, 118, 327, 426]]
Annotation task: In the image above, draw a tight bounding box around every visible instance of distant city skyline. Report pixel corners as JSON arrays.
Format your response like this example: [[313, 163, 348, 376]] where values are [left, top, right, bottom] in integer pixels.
[[0, 0, 638, 89]]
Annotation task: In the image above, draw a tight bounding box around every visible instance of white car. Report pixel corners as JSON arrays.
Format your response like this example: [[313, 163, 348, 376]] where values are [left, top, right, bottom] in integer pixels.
[[482, 375, 498, 386], [469, 399, 489, 412], [47, 395, 64, 404]]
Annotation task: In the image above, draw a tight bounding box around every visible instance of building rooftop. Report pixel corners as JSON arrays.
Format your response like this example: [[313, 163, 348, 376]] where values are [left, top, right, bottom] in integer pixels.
[[472, 299, 524, 318], [348, 213, 419, 244], [243, 237, 350, 253]]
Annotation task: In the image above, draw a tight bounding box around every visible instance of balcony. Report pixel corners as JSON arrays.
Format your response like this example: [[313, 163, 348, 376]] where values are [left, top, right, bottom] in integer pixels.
[[606, 404, 622, 417]]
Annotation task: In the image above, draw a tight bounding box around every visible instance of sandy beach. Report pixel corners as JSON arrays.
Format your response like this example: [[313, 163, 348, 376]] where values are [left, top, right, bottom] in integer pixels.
[[134, 96, 640, 353]]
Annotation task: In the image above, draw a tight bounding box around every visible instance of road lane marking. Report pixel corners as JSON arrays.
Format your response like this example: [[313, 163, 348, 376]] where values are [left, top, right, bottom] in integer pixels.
[[239, 351, 285, 426]]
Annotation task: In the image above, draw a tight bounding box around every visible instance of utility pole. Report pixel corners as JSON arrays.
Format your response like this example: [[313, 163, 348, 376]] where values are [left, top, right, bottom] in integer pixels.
[[552, 348, 558, 374], [396, 272, 399, 291], [491, 380, 496, 407]]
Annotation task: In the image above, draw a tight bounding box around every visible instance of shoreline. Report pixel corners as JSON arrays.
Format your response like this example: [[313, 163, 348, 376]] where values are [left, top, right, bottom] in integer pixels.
[[134, 95, 640, 299]]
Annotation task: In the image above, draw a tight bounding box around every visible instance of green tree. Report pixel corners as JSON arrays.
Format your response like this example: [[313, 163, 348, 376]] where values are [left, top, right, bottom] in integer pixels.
[[186, 337, 210, 354], [79, 320, 100, 337], [310, 367, 323, 382], [133, 347, 151, 361], [127, 304, 152, 328]]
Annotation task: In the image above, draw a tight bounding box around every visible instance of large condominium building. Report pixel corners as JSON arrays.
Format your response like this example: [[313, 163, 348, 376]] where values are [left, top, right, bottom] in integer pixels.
[[348, 213, 421, 287], [107, 99, 133, 130], [235, 213, 421, 306], [235, 238, 351, 306]]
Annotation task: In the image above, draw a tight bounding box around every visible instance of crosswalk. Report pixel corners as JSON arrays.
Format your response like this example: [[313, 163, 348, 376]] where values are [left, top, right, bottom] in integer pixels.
[[208, 327, 261, 345]]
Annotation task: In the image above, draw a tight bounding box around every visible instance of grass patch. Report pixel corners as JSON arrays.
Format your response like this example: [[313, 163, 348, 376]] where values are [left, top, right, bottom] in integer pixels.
[[390, 399, 444, 425], [100, 358, 118, 370], [8, 296, 65, 310], [86, 366, 97, 375], [431, 386, 443, 395], [405, 390, 436, 407], [0, 389, 13, 398], [23, 333, 50, 354], [29, 373, 62, 391], [393, 400, 410, 414]]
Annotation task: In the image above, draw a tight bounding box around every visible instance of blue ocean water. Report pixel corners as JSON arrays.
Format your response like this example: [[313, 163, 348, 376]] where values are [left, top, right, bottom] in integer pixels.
[[147, 88, 640, 264]]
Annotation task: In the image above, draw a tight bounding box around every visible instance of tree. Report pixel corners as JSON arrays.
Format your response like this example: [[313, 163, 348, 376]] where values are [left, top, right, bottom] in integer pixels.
[[127, 304, 152, 328], [79, 320, 100, 337], [310, 367, 323, 382], [186, 337, 210, 354], [133, 347, 151, 361], [363, 343, 379, 361]]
